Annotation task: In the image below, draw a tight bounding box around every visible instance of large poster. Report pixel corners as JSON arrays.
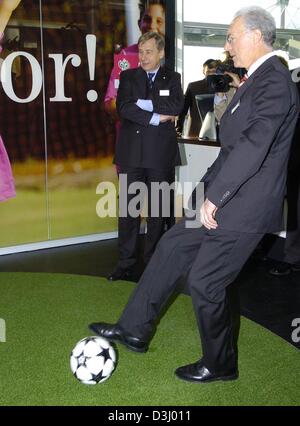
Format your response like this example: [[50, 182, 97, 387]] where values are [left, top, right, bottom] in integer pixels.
[[0, 0, 167, 248]]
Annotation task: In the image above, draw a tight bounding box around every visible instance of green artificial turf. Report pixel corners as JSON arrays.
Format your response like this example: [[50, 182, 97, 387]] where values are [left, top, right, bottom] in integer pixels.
[[0, 272, 298, 406]]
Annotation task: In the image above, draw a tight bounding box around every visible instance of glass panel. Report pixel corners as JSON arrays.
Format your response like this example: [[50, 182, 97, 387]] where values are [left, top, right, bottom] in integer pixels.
[[0, 0, 169, 248], [184, 0, 276, 25], [42, 0, 168, 240], [183, 45, 224, 90], [269, 0, 300, 30], [184, 0, 300, 29], [176, 0, 184, 75], [0, 1, 48, 247], [183, 26, 300, 71], [42, 0, 121, 239]]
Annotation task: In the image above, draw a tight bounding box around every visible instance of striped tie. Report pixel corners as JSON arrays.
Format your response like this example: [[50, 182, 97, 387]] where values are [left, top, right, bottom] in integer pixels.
[[239, 73, 248, 88], [148, 72, 155, 89]]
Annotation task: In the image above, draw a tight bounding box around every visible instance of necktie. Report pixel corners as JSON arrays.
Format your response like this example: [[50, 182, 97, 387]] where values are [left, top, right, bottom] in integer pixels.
[[147, 72, 155, 89], [238, 73, 248, 88]]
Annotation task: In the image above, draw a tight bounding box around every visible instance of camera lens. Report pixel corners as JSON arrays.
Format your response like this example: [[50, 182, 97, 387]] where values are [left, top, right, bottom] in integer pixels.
[[207, 74, 233, 93]]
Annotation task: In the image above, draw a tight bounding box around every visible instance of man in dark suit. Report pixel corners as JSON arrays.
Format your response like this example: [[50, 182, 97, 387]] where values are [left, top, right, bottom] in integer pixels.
[[269, 80, 300, 275], [108, 32, 184, 281], [176, 59, 219, 138], [90, 7, 299, 382]]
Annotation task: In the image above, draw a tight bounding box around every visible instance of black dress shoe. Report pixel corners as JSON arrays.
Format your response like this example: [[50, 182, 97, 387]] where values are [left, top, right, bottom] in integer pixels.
[[107, 268, 134, 281], [269, 262, 300, 276], [269, 264, 291, 276], [292, 263, 300, 272], [175, 359, 238, 383], [88, 322, 148, 353]]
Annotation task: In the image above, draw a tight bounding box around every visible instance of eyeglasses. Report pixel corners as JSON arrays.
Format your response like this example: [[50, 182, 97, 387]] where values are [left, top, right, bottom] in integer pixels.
[[226, 30, 249, 45], [226, 34, 237, 44]]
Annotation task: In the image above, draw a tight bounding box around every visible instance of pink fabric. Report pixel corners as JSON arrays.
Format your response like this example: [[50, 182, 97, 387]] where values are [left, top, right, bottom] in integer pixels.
[[0, 33, 16, 202], [104, 44, 139, 102], [104, 44, 139, 174], [0, 136, 16, 201]]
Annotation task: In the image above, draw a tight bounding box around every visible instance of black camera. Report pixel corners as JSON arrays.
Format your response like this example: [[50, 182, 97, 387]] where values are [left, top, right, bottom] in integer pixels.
[[206, 59, 246, 93], [206, 73, 233, 93]]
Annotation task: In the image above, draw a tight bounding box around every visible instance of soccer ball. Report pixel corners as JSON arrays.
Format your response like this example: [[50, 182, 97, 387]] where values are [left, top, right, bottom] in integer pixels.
[[70, 336, 116, 385]]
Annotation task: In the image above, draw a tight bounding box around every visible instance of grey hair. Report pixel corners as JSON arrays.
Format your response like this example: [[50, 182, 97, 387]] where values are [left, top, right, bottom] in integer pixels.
[[138, 31, 165, 51], [234, 6, 276, 47]]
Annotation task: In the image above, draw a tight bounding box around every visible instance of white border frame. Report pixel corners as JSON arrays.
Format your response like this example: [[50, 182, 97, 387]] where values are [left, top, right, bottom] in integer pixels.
[[0, 232, 118, 256]]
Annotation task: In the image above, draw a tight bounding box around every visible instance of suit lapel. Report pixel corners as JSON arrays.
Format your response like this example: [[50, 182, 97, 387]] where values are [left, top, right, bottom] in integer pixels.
[[223, 78, 254, 117], [153, 67, 168, 91], [222, 56, 278, 119], [135, 67, 149, 98]]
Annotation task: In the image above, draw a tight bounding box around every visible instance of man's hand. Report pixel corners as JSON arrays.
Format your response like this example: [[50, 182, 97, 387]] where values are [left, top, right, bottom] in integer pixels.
[[225, 71, 240, 89], [200, 198, 218, 230], [216, 92, 226, 99], [160, 115, 176, 123]]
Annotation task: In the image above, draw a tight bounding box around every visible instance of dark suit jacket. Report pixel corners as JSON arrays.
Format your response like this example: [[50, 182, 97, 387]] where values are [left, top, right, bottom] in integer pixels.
[[201, 56, 299, 233], [115, 66, 184, 170], [288, 80, 300, 175], [177, 79, 213, 137]]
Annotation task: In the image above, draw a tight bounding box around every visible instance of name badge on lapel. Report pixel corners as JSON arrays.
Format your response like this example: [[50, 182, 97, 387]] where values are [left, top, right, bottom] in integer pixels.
[[231, 100, 240, 114], [160, 90, 170, 97]]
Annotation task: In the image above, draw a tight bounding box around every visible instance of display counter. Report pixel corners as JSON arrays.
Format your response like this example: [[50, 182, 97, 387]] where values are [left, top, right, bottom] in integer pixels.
[[176, 137, 220, 208], [178, 136, 220, 148]]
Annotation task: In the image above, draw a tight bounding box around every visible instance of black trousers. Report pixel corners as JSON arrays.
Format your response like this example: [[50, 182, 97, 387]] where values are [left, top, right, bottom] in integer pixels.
[[118, 217, 263, 373], [117, 166, 174, 270], [284, 170, 300, 265]]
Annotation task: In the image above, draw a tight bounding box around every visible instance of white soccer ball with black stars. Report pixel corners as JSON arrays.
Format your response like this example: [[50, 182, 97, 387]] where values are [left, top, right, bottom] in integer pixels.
[[70, 336, 116, 385]]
